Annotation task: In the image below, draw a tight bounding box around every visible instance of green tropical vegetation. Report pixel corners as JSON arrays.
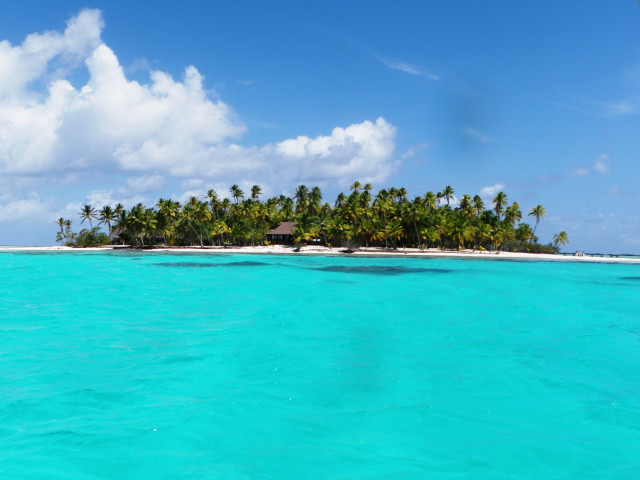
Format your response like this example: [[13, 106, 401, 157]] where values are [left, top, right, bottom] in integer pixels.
[[56, 183, 567, 252]]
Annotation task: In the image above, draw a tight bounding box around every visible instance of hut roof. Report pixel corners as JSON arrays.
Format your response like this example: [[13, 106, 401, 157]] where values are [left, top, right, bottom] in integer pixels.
[[268, 222, 296, 235]]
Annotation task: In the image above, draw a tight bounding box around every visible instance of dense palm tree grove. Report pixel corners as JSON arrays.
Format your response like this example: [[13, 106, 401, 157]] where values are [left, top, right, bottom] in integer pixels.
[[56, 182, 568, 252]]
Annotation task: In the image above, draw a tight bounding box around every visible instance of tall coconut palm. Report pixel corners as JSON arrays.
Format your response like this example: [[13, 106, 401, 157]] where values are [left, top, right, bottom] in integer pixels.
[[230, 185, 244, 204], [404, 203, 422, 248], [56, 218, 67, 236], [528, 205, 546, 235], [250, 185, 262, 200], [504, 202, 522, 227], [385, 219, 404, 249], [327, 218, 353, 248], [294, 185, 309, 213], [98, 205, 115, 242], [310, 186, 323, 208], [55, 218, 71, 244], [292, 212, 319, 251], [396, 187, 408, 204], [450, 215, 473, 250], [459, 194, 472, 211], [114, 203, 125, 219], [472, 195, 484, 217], [443, 185, 455, 206], [474, 223, 493, 250], [515, 223, 534, 244], [207, 189, 219, 212], [492, 192, 508, 219], [553, 231, 569, 247], [79, 204, 98, 227], [157, 198, 180, 245]]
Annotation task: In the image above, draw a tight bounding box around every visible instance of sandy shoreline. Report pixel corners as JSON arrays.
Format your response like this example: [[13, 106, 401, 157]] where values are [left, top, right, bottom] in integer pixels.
[[1, 244, 639, 264]]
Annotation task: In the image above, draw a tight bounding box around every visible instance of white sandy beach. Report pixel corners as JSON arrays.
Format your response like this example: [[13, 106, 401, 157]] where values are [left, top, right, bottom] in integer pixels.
[[2, 244, 639, 264]]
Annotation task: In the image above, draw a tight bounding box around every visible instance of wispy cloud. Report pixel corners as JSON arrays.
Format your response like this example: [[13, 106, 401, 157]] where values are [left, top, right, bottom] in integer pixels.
[[320, 30, 439, 80], [373, 54, 440, 80], [570, 153, 611, 177], [582, 99, 638, 116], [400, 142, 430, 159], [548, 96, 639, 117], [607, 186, 636, 197], [571, 167, 591, 177], [461, 127, 491, 144]]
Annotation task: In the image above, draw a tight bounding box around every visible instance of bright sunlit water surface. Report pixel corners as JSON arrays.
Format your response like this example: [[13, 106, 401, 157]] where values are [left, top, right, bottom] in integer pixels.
[[1, 251, 639, 479]]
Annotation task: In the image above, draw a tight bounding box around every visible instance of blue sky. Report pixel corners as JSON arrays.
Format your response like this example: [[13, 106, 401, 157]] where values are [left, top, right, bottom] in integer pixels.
[[1, 1, 639, 252]]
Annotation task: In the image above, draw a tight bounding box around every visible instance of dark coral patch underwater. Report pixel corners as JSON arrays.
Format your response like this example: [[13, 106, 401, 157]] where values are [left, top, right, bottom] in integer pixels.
[[312, 265, 453, 275], [153, 261, 268, 268]]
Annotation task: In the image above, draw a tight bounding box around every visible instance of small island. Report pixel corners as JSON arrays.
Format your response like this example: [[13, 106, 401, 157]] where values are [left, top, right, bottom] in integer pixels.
[[56, 182, 568, 254]]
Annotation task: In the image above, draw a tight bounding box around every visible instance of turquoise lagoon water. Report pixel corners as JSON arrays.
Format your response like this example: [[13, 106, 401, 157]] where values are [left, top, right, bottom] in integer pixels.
[[1, 251, 639, 479]]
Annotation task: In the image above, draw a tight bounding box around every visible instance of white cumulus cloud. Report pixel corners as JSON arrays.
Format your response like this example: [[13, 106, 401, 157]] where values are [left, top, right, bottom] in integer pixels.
[[479, 183, 505, 198], [0, 193, 53, 223], [0, 9, 398, 210]]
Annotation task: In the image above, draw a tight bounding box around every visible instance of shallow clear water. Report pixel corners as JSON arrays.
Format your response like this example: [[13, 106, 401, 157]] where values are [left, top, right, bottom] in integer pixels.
[[1, 251, 639, 479]]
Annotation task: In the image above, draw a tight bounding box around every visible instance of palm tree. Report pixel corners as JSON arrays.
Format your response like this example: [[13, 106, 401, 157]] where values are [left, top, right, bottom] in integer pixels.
[[492, 192, 508, 219], [443, 185, 455, 206], [157, 198, 180, 245], [459, 194, 471, 211], [553, 231, 569, 247], [98, 205, 115, 242], [327, 218, 353, 248], [251, 185, 262, 200], [230, 185, 244, 204], [292, 212, 319, 251], [474, 223, 493, 250], [385, 219, 404, 249], [55, 218, 72, 244], [396, 187, 408, 204], [79, 204, 98, 227], [504, 202, 522, 227], [211, 219, 231, 246], [294, 185, 309, 213], [420, 227, 440, 249], [450, 215, 473, 249], [528, 205, 546, 235], [114, 203, 125, 219], [207, 190, 219, 213], [404, 203, 422, 248], [56, 218, 66, 236], [472, 195, 484, 217], [515, 223, 534, 245], [182, 197, 211, 246]]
